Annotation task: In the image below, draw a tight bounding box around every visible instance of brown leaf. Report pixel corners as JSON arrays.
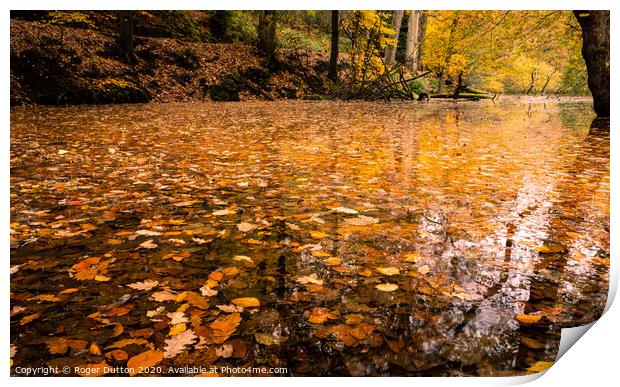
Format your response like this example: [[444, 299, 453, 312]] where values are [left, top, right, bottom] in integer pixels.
[[164, 329, 197, 358], [127, 350, 164, 376]]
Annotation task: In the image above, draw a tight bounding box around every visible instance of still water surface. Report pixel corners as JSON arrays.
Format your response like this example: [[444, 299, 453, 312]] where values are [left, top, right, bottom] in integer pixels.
[[10, 98, 609, 376]]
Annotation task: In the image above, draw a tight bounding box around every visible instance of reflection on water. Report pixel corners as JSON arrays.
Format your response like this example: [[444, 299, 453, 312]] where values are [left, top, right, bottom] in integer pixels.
[[10, 98, 609, 376]]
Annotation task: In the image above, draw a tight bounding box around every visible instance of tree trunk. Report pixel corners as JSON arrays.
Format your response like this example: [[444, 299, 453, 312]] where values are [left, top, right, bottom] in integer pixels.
[[328, 11, 339, 81], [118, 11, 134, 64], [405, 11, 420, 72], [258, 11, 277, 65], [438, 16, 458, 94], [416, 11, 428, 71], [574, 10, 610, 117], [383, 11, 404, 66]]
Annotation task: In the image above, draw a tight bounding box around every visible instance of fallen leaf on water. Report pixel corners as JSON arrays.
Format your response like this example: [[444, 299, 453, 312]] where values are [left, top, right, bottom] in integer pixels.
[[237, 222, 257, 232], [217, 304, 244, 313], [233, 255, 254, 264], [344, 215, 379, 226], [526, 361, 553, 373], [106, 338, 152, 350], [127, 350, 164, 375], [135, 229, 162, 236], [164, 329, 197, 358], [324, 257, 342, 266], [59, 288, 80, 294], [162, 251, 190, 261], [105, 349, 128, 361], [139, 239, 158, 249], [331, 206, 358, 214], [376, 267, 400, 276], [232, 297, 260, 308], [296, 273, 324, 285], [215, 344, 233, 358], [151, 290, 178, 302], [417, 265, 431, 275], [200, 285, 218, 297], [535, 243, 567, 254], [89, 343, 102, 356], [375, 283, 398, 292], [127, 279, 159, 291], [255, 332, 288, 346], [516, 314, 542, 324], [213, 208, 235, 216], [404, 252, 421, 263], [174, 200, 198, 207], [358, 269, 372, 277], [168, 311, 188, 325], [169, 323, 187, 335], [34, 294, 61, 302], [310, 230, 328, 239], [202, 313, 242, 344], [308, 307, 338, 324], [107, 306, 131, 317], [94, 275, 111, 282]]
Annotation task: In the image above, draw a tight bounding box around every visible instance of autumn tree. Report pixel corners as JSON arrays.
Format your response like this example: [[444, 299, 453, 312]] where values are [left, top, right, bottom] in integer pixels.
[[574, 10, 610, 117], [329, 10, 340, 81], [258, 11, 277, 65], [405, 11, 420, 72], [118, 11, 134, 64], [383, 11, 404, 66]]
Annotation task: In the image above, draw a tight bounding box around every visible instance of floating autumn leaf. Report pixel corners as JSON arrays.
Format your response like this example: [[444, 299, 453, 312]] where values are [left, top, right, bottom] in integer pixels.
[[376, 267, 400, 276], [375, 283, 399, 292], [535, 243, 567, 254], [217, 304, 244, 313], [526, 361, 553, 373], [59, 288, 80, 294], [310, 230, 328, 239], [343, 215, 379, 226], [105, 338, 152, 350], [167, 311, 188, 325], [516, 314, 542, 324], [209, 271, 224, 281], [174, 200, 198, 207], [213, 208, 235, 216], [311, 250, 331, 257], [176, 291, 210, 309], [232, 297, 260, 308], [254, 332, 288, 346], [215, 344, 233, 358], [89, 343, 102, 356], [150, 290, 178, 302], [308, 307, 338, 324], [286, 222, 301, 231], [358, 269, 372, 277], [222, 267, 240, 277], [237, 222, 257, 232], [202, 313, 242, 344], [169, 323, 187, 336], [107, 306, 131, 317], [233, 255, 254, 264], [135, 229, 162, 236], [33, 294, 61, 302], [94, 274, 111, 282], [127, 350, 164, 375], [331, 206, 358, 214], [162, 250, 190, 261], [324, 257, 342, 266], [417, 265, 431, 275], [127, 279, 159, 291], [199, 284, 218, 297], [404, 252, 421, 263], [139, 239, 158, 249], [105, 349, 128, 362], [296, 273, 324, 285]]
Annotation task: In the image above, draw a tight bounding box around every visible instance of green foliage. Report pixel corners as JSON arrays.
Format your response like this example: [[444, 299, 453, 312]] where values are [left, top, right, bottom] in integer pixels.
[[155, 11, 202, 42], [278, 27, 327, 52], [91, 78, 148, 103], [47, 11, 95, 29]]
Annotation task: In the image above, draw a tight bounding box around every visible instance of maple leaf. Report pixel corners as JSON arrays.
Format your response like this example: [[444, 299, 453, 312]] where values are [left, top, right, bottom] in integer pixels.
[[127, 350, 164, 375], [164, 329, 197, 358], [127, 279, 159, 291]]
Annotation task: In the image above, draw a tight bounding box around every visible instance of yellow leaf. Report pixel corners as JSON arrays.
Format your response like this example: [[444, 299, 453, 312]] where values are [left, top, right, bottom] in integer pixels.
[[232, 297, 260, 308], [310, 230, 328, 239], [404, 253, 420, 263], [311, 250, 330, 257], [526, 361, 553, 373], [59, 288, 80, 294], [94, 275, 111, 282], [169, 323, 187, 336], [376, 267, 400, 276], [516, 314, 542, 324], [20, 313, 41, 325], [535, 243, 566, 254], [34, 294, 61, 302], [325, 257, 342, 266], [90, 343, 102, 356], [127, 350, 164, 376], [375, 283, 398, 292], [358, 269, 372, 277]]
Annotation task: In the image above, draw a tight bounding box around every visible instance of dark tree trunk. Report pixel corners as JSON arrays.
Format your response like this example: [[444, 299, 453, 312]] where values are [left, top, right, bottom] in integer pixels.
[[258, 11, 277, 66], [118, 11, 134, 64], [416, 11, 428, 71], [574, 10, 610, 117], [329, 11, 339, 82]]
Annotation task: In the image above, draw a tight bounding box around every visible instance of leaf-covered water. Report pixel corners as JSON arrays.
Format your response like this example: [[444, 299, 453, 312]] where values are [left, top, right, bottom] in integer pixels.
[[10, 98, 609, 376]]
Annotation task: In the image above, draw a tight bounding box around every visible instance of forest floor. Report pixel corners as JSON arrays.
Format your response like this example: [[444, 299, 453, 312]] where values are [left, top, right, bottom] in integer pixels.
[[10, 19, 331, 106]]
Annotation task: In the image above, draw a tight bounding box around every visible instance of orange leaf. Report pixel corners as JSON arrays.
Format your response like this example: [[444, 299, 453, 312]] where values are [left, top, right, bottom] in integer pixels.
[[127, 350, 164, 376]]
